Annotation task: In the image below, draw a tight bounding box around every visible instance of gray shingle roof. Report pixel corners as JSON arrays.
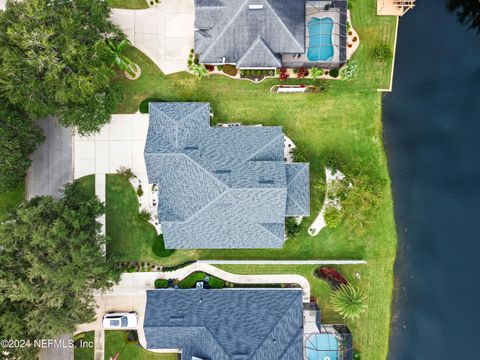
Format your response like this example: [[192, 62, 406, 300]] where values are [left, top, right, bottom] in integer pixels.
[[194, 0, 305, 67], [143, 289, 304, 360], [144, 102, 310, 249]]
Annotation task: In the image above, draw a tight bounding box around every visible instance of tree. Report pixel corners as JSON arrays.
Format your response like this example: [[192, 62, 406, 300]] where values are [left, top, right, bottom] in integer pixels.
[[370, 44, 393, 62], [189, 63, 209, 79], [0, 181, 120, 359], [330, 284, 368, 320], [107, 38, 139, 77], [447, 0, 480, 32], [285, 217, 301, 237], [0, 0, 121, 134], [0, 106, 44, 192]]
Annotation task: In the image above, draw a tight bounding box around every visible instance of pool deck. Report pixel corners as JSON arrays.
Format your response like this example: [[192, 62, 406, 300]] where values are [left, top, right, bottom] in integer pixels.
[[282, 8, 342, 69]]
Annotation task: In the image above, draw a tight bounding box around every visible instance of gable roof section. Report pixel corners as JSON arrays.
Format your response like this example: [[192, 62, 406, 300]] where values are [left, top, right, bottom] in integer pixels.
[[144, 289, 304, 360], [285, 163, 310, 216], [195, 0, 305, 65], [236, 37, 282, 68]]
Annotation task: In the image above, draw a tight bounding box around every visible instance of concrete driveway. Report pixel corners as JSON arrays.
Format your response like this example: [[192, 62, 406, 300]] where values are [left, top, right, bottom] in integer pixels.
[[111, 0, 194, 74], [26, 118, 73, 200], [74, 114, 149, 179]]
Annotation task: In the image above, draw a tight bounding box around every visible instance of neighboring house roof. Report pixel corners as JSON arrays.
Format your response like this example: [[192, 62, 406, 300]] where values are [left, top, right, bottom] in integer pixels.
[[143, 289, 304, 360], [144, 102, 310, 249], [194, 0, 305, 67]]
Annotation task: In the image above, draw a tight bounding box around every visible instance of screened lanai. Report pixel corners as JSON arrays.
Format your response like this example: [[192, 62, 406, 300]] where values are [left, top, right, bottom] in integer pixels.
[[282, 0, 348, 69]]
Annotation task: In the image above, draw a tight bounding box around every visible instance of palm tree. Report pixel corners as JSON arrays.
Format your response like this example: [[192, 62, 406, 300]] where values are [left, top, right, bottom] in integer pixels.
[[106, 39, 139, 78], [331, 284, 367, 320], [189, 63, 209, 80]]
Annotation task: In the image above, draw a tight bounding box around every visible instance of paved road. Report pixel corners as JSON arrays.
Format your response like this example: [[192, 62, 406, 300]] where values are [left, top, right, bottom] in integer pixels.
[[26, 118, 73, 200]]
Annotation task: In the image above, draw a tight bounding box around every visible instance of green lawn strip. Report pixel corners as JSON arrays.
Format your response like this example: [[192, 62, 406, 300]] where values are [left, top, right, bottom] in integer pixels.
[[105, 174, 169, 261], [104, 331, 178, 360], [74, 331, 95, 360], [75, 175, 95, 202], [0, 182, 24, 220], [108, 0, 149, 10], [216, 262, 393, 360]]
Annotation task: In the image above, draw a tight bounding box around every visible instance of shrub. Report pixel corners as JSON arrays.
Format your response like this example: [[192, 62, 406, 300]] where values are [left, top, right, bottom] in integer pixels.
[[139, 98, 163, 114], [127, 330, 138, 342], [217, 65, 223, 71], [291, 147, 307, 162], [152, 235, 175, 257], [279, 68, 289, 81], [178, 272, 206, 289], [204, 64, 215, 72], [370, 44, 393, 62], [315, 267, 348, 288], [136, 185, 144, 197], [285, 217, 300, 237], [296, 66, 308, 79], [353, 351, 361, 360], [221, 64, 238, 76], [329, 68, 339, 78], [310, 66, 324, 80], [116, 166, 135, 180], [154, 279, 169, 289], [324, 206, 343, 228], [317, 80, 330, 92], [208, 276, 225, 289], [331, 284, 368, 320], [187, 59, 193, 66], [126, 266, 136, 273], [190, 48, 194, 54], [137, 209, 151, 222]]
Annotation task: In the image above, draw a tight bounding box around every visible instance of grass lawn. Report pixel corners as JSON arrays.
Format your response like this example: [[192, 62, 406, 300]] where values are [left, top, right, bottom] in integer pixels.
[[0, 182, 24, 220], [105, 0, 398, 358], [104, 331, 178, 360], [108, 0, 148, 9], [74, 331, 95, 360]]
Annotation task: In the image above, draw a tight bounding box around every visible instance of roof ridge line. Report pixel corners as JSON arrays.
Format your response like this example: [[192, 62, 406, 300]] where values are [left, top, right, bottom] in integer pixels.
[[286, 162, 308, 185], [201, 0, 250, 61], [245, 132, 284, 163], [236, 36, 281, 68], [250, 294, 301, 358], [264, 0, 304, 52], [258, 222, 283, 240]]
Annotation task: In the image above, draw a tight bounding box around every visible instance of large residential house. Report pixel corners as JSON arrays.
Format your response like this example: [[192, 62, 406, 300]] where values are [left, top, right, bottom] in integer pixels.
[[143, 288, 354, 360], [144, 102, 309, 249], [194, 0, 348, 69]]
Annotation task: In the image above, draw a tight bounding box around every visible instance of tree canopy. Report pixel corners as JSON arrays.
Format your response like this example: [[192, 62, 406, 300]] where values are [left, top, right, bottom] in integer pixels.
[[0, 0, 122, 134], [0, 181, 120, 358], [0, 106, 44, 192]]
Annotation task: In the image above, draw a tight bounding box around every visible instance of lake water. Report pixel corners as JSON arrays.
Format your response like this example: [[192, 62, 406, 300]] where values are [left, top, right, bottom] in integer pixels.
[[383, 0, 480, 359]]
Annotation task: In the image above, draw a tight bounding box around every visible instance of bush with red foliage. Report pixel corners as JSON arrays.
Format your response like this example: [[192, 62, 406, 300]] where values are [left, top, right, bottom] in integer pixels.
[[204, 64, 215, 72], [315, 267, 349, 288], [279, 68, 289, 81], [296, 66, 309, 79]]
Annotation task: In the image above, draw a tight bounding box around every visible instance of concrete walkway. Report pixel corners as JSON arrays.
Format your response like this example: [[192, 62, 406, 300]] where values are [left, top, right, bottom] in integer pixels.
[[94, 330, 104, 360], [199, 260, 367, 265], [110, 0, 194, 75]]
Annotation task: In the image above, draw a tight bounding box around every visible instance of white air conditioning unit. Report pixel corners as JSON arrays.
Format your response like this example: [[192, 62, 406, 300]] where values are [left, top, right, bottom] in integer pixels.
[[248, 4, 264, 9]]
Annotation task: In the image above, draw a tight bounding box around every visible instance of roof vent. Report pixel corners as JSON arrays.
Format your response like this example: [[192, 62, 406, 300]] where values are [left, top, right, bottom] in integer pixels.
[[259, 180, 274, 185], [248, 4, 264, 10], [184, 146, 199, 151], [214, 170, 231, 174]]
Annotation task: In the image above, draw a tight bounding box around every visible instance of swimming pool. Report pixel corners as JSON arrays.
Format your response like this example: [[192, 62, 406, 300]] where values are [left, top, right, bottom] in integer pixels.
[[305, 333, 339, 360], [307, 17, 334, 62]]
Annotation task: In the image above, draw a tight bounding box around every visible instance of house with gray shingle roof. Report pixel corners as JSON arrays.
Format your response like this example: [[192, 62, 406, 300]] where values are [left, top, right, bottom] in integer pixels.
[[143, 288, 304, 359], [194, 0, 348, 69], [144, 102, 309, 249]]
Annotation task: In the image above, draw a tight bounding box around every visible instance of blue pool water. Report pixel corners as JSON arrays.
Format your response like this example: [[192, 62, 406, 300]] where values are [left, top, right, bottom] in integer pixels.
[[305, 333, 338, 360], [307, 17, 334, 62]]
